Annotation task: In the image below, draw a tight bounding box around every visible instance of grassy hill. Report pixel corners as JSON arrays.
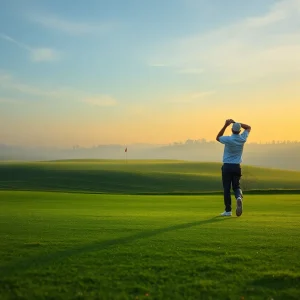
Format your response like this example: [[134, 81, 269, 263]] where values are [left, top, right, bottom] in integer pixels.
[[1, 160, 300, 194]]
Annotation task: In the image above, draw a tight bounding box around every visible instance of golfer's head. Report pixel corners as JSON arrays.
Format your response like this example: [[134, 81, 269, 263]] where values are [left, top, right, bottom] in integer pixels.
[[232, 122, 241, 134]]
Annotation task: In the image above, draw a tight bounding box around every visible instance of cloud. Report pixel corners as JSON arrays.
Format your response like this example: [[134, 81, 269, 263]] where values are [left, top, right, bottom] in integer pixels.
[[148, 62, 204, 74], [0, 33, 31, 51], [149, 0, 300, 83], [0, 72, 58, 97], [245, 6, 287, 28], [177, 68, 204, 74], [190, 91, 215, 99], [148, 63, 168, 67], [0, 71, 117, 107], [168, 91, 215, 103], [30, 48, 60, 62], [0, 33, 60, 62], [83, 96, 117, 107], [29, 13, 115, 36], [0, 97, 20, 104]]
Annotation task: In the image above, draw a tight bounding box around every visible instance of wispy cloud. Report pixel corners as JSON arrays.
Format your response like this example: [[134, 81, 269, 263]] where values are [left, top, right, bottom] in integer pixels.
[[30, 48, 60, 62], [0, 71, 117, 106], [0, 71, 59, 97], [148, 63, 204, 74], [190, 91, 215, 99], [150, 0, 300, 82], [29, 13, 115, 36], [83, 96, 117, 107], [177, 68, 204, 74], [0, 33, 31, 51], [0, 33, 59, 62], [0, 97, 20, 104], [168, 91, 215, 103], [148, 63, 168, 67], [245, 6, 287, 28]]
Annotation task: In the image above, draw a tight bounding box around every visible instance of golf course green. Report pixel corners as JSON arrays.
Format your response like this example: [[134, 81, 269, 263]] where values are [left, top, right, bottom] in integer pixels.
[[1, 160, 300, 194], [0, 160, 299, 299]]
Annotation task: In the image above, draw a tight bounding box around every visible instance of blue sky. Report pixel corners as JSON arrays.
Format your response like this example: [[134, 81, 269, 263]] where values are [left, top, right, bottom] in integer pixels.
[[1, 0, 300, 146]]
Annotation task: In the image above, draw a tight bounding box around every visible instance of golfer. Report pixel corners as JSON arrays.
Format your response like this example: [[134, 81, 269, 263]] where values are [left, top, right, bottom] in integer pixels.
[[216, 119, 251, 217]]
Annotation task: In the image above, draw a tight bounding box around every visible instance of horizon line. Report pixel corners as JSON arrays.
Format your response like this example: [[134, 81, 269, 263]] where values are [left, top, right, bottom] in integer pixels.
[[1, 139, 300, 149]]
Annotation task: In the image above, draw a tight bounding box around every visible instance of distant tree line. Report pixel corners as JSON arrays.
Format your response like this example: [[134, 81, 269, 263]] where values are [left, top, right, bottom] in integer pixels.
[[167, 139, 300, 146]]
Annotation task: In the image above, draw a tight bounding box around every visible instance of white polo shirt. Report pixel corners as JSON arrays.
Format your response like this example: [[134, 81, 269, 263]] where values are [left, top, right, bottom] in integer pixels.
[[219, 130, 249, 164]]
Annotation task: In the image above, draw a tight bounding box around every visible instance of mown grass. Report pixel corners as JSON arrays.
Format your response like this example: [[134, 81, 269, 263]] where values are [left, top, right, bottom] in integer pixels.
[[1, 160, 300, 194], [1, 191, 300, 299]]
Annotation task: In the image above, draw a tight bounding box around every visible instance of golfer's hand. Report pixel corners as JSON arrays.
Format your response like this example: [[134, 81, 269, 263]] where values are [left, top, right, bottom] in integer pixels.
[[225, 119, 234, 126]]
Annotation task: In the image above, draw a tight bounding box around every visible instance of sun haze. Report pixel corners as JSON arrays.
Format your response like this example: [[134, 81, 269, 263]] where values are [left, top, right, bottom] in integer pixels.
[[1, 0, 300, 147]]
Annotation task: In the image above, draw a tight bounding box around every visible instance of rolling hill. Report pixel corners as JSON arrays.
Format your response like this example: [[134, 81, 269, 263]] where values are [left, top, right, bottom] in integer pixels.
[[1, 160, 300, 194]]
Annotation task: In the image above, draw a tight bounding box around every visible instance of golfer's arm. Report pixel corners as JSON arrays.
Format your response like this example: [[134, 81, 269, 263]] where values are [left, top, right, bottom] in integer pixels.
[[241, 123, 251, 132], [216, 125, 227, 141]]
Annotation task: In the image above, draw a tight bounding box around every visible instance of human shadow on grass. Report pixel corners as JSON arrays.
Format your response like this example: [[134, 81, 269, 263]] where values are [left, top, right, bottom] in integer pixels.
[[251, 273, 300, 290], [1, 216, 230, 276]]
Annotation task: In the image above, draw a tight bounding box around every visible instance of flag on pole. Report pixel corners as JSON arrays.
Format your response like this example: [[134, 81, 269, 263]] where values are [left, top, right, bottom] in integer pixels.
[[124, 147, 128, 164]]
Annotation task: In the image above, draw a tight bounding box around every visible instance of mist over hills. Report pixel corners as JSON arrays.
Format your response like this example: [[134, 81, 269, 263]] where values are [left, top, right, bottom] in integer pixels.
[[1, 139, 300, 171]]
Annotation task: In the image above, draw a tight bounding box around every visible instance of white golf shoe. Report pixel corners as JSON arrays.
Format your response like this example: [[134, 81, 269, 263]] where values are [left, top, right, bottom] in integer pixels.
[[220, 211, 232, 216]]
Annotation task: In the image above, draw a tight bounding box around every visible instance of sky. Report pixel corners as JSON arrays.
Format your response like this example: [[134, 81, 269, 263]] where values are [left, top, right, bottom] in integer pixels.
[[1, 0, 300, 147]]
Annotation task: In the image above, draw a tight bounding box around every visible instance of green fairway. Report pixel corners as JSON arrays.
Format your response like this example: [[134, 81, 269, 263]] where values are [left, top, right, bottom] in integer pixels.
[[1, 191, 300, 300], [1, 160, 300, 193]]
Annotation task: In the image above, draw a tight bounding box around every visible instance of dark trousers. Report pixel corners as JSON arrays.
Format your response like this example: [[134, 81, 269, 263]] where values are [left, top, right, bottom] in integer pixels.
[[222, 163, 243, 212]]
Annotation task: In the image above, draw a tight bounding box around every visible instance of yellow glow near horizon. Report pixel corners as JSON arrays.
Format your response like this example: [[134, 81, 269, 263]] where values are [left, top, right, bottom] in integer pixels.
[[1, 80, 299, 147]]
